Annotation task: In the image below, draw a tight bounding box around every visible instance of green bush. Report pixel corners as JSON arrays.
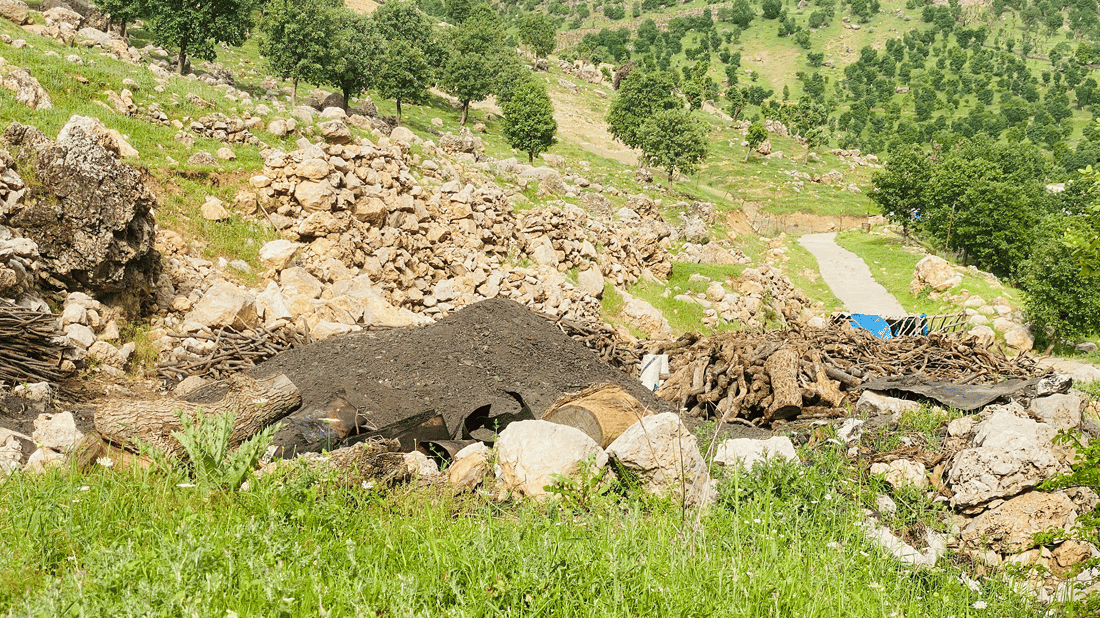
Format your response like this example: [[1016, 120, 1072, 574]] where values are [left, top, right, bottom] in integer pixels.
[[171, 408, 281, 493]]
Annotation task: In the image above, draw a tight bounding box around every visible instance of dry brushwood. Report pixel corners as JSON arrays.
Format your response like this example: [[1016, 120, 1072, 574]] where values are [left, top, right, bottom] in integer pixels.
[[0, 298, 71, 387], [544, 312, 646, 372], [157, 324, 311, 386], [653, 325, 1041, 425]]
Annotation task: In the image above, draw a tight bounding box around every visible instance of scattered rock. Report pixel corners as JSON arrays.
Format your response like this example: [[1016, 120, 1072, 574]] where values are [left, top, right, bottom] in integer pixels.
[[714, 436, 799, 470], [910, 255, 961, 295], [870, 458, 927, 488], [961, 490, 1079, 553], [200, 196, 230, 221], [495, 420, 608, 500], [32, 411, 83, 453], [606, 412, 713, 507], [0, 57, 52, 109]]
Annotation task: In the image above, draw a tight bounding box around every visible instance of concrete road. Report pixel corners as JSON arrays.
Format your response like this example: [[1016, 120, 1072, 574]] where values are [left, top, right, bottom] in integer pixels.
[[799, 232, 908, 318]]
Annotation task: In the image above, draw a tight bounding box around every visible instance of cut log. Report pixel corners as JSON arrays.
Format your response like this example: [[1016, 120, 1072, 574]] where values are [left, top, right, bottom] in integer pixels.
[[542, 383, 652, 447], [764, 346, 802, 421], [70, 431, 155, 471], [94, 373, 301, 459]]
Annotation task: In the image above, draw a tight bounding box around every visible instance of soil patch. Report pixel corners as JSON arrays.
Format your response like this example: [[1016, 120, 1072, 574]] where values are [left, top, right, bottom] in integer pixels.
[[250, 298, 674, 452]]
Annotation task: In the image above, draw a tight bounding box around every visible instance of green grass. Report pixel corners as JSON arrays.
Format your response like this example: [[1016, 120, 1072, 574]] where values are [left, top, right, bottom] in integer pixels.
[[625, 261, 749, 335], [0, 443, 1041, 617]]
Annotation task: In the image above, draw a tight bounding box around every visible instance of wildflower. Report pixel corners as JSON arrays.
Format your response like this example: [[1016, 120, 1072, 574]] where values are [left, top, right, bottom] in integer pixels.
[[78, 485, 90, 491], [177, 483, 196, 488], [973, 601, 987, 610], [96, 457, 114, 467]]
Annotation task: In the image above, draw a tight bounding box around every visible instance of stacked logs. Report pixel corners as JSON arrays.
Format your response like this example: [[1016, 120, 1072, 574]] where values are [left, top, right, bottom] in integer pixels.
[[0, 299, 70, 387], [157, 323, 311, 386], [653, 327, 1041, 424]]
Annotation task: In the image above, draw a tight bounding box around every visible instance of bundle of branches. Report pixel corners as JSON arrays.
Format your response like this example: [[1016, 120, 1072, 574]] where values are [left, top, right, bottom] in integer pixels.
[[654, 326, 1041, 425], [158, 323, 312, 386], [0, 298, 70, 387], [543, 312, 647, 373]]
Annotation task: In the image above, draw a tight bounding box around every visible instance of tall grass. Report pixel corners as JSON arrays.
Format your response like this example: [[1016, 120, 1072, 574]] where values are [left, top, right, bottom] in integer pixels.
[[0, 442, 1042, 617]]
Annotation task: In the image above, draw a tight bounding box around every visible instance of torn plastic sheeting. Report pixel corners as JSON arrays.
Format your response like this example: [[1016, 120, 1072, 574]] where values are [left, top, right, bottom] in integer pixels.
[[858, 375, 1042, 411]]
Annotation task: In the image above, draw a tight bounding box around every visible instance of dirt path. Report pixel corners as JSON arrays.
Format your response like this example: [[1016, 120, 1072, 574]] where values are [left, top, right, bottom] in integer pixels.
[[799, 232, 907, 317]]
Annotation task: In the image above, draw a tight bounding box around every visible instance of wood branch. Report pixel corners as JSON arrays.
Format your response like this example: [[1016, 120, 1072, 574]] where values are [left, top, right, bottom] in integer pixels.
[[811, 350, 844, 408], [764, 347, 802, 421], [94, 373, 301, 459]]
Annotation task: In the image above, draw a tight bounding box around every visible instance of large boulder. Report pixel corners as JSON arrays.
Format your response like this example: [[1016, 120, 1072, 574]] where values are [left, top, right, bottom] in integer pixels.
[[0, 58, 52, 110], [1030, 392, 1087, 432], [606, 412, 713, 507], [947, 410, 1065, 513], [619, 290, 672, 340], [714, 436, 798, 471], [519, 167, 565, 195], [184, 280, 258, 329], [910, 255, 961, 295], [960, 490, 1080, 553], [0, 0, 29, 25], [1, 119, 160, 310], [41, 0, 108, 30], [495, 420, 608, 500]]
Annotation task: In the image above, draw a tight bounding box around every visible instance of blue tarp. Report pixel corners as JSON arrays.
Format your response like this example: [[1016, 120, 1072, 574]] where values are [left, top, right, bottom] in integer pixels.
[[849, 314, 894, 339]]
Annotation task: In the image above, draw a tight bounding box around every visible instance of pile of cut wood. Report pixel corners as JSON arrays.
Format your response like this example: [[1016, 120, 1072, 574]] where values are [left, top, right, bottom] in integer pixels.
[[0, 299, 70, 387], [653, 326, 1041, 424]]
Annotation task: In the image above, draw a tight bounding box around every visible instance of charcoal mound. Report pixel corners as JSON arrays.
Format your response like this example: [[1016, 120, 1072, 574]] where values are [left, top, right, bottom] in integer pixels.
[[250, 298, 673, 454]]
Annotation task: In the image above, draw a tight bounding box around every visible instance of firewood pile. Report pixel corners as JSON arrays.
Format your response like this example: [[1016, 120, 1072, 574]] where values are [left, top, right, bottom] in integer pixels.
[[547, 313, 644, 371], [653, 326, 1042, 425], [157, 323, 311, 386], [0, 299, 71, 387]]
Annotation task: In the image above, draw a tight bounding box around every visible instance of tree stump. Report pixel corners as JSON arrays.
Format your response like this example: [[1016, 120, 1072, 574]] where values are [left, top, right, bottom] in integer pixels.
[[764, 347, 802, 421], [542, 383, 651, 447], [94, 373, 301, 459]]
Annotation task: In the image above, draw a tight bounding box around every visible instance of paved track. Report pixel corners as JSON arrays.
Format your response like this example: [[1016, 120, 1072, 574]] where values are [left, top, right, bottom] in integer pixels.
[[798, 232, 907, 317]]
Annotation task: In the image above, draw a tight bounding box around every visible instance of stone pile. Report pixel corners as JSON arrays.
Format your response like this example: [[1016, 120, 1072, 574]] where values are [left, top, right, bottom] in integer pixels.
[[518, 203, 673, 287], [181, 112, 261, 146], [856, 386, 1100, 604], [674, 264, 813, 331], [59, 290, 135, 375], [0, 224, 38, 299], [28, 7, 139, 62], [909, 254, 1034, 352]]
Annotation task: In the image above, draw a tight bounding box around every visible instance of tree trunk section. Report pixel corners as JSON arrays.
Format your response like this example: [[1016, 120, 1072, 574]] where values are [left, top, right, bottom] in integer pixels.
[[461, 102, 469, 125], [292, 78, 298, 107], [94, 374, 301, 460], [396, 100, 403, 125], [70, 431, 155, 471], [542, 383, 651, 447], [178, 49, 187, 75], [810, 350, 844, 408], [764, 347, 801, 421]]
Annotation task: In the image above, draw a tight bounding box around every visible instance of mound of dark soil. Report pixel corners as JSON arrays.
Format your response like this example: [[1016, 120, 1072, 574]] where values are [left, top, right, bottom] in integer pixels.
[[251, 298, 674, 453]]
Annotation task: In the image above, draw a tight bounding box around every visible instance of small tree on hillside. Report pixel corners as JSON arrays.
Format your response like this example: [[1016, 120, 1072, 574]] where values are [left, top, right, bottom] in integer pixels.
[[376, 39, 432, 125], [442, 8, 508, 125], [744, 121, 767, 161], [728, 0, 755, 28], [95, 0, 147, 37], [638, 108, 709, 183], [502, 81, 558, 163], [519, 13, 557, 59], [322, 10, 385, 112], [374, 0, 437, 124], [606, 71, 680, 151], [257, 0, 340, 106], [868, 146, 931, 241], [142, 0, 255, 74]]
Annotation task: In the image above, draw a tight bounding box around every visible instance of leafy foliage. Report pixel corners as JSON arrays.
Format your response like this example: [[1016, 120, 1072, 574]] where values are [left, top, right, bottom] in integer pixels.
[[257, 0, 340, 104], [606, 71, 680, 151], [171, 408, 281, 493], [322, 9, 385, 111], [1021, 215, 1100, 343], [637, 108, 709, 182], [519, 13, 557, 58], [502, 81, 558, 163], [142, 0, 255, 74]]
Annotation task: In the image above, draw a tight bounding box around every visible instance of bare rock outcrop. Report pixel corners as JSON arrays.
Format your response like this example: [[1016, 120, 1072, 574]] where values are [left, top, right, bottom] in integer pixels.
[[1, 118, 160, 310]]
